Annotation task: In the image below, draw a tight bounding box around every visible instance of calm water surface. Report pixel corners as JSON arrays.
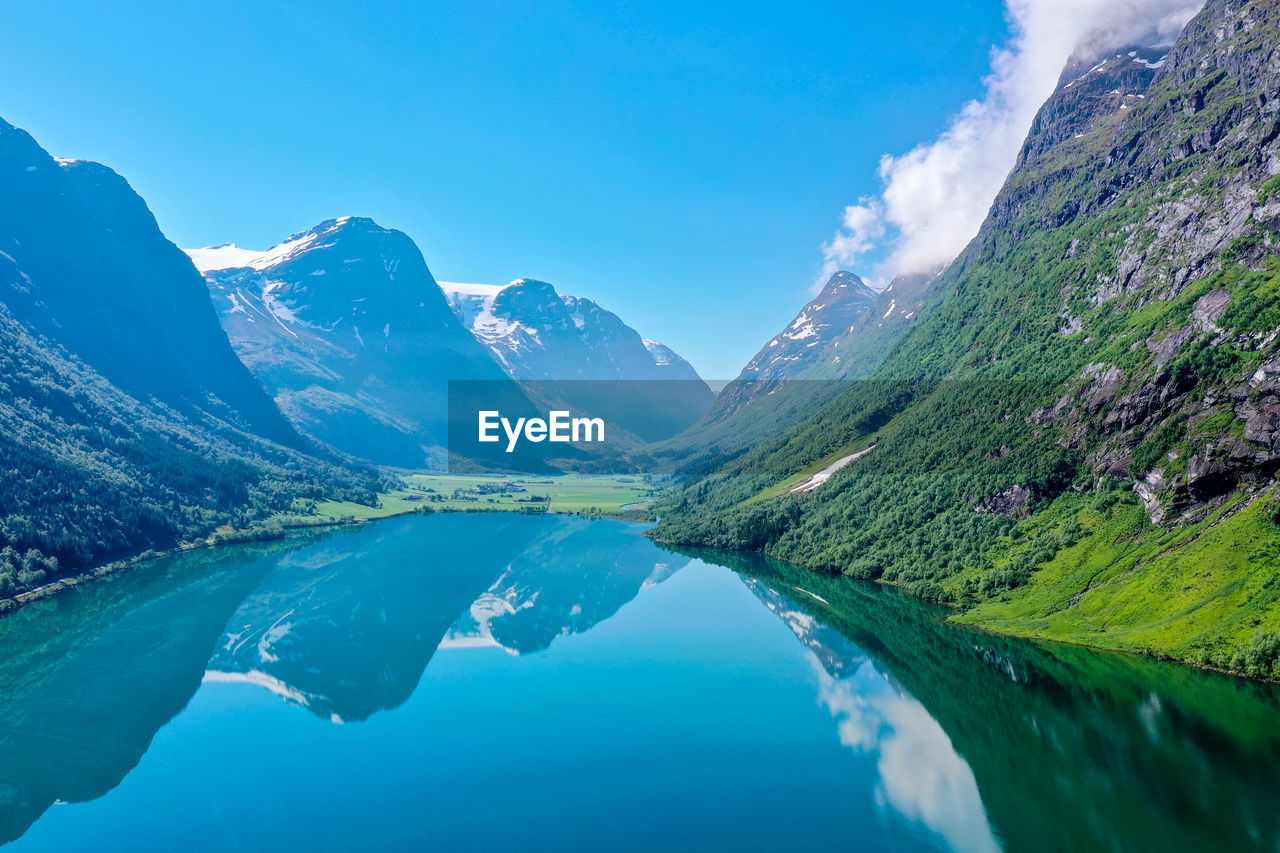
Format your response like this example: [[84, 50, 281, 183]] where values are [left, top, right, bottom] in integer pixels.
[[2, 513, 1280, 851]]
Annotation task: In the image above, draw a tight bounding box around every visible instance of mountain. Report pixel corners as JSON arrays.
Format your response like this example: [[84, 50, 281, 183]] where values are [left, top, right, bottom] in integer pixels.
[[741, 271, 879, 381], [0, 121, 297, 443], [644, 269, 934, 475], [441, 277, 707, 383], [654, 0, 1280, 672], [0, 118, 380, 601], [441, 277, 715, 466], [642, 338, 704, 381], [738, 269, 936, 382], [192, 218, 510, 468]]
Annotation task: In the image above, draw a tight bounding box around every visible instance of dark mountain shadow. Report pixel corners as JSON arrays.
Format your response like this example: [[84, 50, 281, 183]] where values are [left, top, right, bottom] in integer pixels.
[[0, 537, 306, 845], [206, 513, 545, 723]]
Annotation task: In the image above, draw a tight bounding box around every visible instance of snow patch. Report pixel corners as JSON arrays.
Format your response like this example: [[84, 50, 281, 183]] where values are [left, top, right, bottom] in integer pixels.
[[185, 243, 263, 272]]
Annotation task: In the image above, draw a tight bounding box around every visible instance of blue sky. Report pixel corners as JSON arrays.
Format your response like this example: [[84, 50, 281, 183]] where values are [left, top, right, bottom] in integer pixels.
[[1, 0, 1009, 377]]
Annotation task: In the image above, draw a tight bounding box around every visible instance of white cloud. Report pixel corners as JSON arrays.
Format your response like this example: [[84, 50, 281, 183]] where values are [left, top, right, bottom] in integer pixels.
[[821, 0, 1204, 285], [819, 198, 885, 285]]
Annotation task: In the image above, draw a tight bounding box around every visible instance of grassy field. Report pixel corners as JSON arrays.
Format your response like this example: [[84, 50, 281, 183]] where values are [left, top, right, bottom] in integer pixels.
[[950, 486, 1280, 675], [276, 473, 666, 526]]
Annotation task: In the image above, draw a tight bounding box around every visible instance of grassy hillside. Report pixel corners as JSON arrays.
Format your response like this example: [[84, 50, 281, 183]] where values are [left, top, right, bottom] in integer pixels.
[[952, 485, 1280, 677], [652, 0, 1280, 672]]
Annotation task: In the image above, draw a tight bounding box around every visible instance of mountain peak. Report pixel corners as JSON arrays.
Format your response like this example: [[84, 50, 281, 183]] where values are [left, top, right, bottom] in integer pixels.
[[196, 219, 503, 466], [817, 270, 878, 301], [309, 215, 385, 236], [736, 268, 931, 383], [185, 216, 413, 275], [441, 275, 706, 384]]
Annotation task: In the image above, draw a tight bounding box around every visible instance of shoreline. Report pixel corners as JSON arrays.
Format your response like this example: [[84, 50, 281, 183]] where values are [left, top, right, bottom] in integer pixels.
[[10, 504, 1273, 688], [0, 509, 416, 618], [0, 497, 650, 618], [654, 535, 1280, 687]]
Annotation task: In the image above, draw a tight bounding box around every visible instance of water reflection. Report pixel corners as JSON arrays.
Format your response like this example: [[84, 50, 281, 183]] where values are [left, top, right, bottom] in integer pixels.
[[707, 548, 1280, 853], [206, 514, 544, 722], [745, 579, 1000, 853], [2, 515, 1280, 852], [443, 515, 683, 654], [207, 514, 686, 721], [0, 541, 287, 844]]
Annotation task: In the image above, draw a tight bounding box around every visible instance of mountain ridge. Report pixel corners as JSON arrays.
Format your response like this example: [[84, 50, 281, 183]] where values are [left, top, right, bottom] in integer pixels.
[[439, 277, 707, 383], [0, 119, 384, 599]]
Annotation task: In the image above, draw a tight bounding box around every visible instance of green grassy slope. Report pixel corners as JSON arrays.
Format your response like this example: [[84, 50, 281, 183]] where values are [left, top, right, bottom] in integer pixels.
[[952, 486, 1280, 676], [651, 0, 1280, 672]]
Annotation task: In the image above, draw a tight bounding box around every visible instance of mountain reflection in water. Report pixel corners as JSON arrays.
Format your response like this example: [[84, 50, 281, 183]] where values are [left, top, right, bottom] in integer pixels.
[[0, 513, 1278, 852]]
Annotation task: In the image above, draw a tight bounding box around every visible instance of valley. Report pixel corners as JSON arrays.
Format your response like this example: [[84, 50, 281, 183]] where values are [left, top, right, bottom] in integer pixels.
[[5, 0, 1280, 847], [276, 472, 664, 522]]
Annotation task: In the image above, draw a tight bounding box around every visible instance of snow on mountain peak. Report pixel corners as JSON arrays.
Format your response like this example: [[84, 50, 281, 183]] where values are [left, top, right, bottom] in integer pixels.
[[185, 243, 266, 272], [643, 338, 680, 367], [439, 277, 704, 382], [184, 217, 388, 274]]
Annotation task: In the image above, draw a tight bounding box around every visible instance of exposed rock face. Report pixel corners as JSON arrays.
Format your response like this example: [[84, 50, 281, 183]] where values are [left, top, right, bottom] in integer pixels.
[[974, 485, 1032, 518], [964, 0, 1280, 525], [657, 0, 1280, 573], [741, 271, 879, 381]]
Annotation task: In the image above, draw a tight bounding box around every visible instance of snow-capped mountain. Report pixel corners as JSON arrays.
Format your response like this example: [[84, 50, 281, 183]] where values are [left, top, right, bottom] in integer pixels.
[[650, 269, 935, 467], [190, 217, 508, 467], [440, 278, 706, 383], [741, 270, 932, 382], [743, 271, 878, 380]]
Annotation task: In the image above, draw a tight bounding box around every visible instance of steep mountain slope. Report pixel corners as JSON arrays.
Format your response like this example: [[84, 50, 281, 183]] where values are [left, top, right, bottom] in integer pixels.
[[739, 270, 880, 381], [193, 219, 510, 467], [731, 269, 935, 384], [641, 338, 703, 380], [0, 119, 297, 444], [0, 120, 383, 600], [440, 277, 707, 383], [654, 0, 1280, 672]]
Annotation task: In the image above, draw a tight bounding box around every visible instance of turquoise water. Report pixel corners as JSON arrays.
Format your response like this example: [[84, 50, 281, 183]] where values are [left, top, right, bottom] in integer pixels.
[[2, 513, 1280, 851]]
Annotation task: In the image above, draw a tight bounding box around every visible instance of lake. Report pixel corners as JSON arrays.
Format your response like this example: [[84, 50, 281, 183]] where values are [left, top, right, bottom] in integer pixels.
[[1, 512, 1279, 851]]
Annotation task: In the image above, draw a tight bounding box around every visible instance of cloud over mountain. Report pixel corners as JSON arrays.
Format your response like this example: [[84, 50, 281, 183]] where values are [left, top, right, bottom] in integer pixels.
[[821, 0, 1202, 284]]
